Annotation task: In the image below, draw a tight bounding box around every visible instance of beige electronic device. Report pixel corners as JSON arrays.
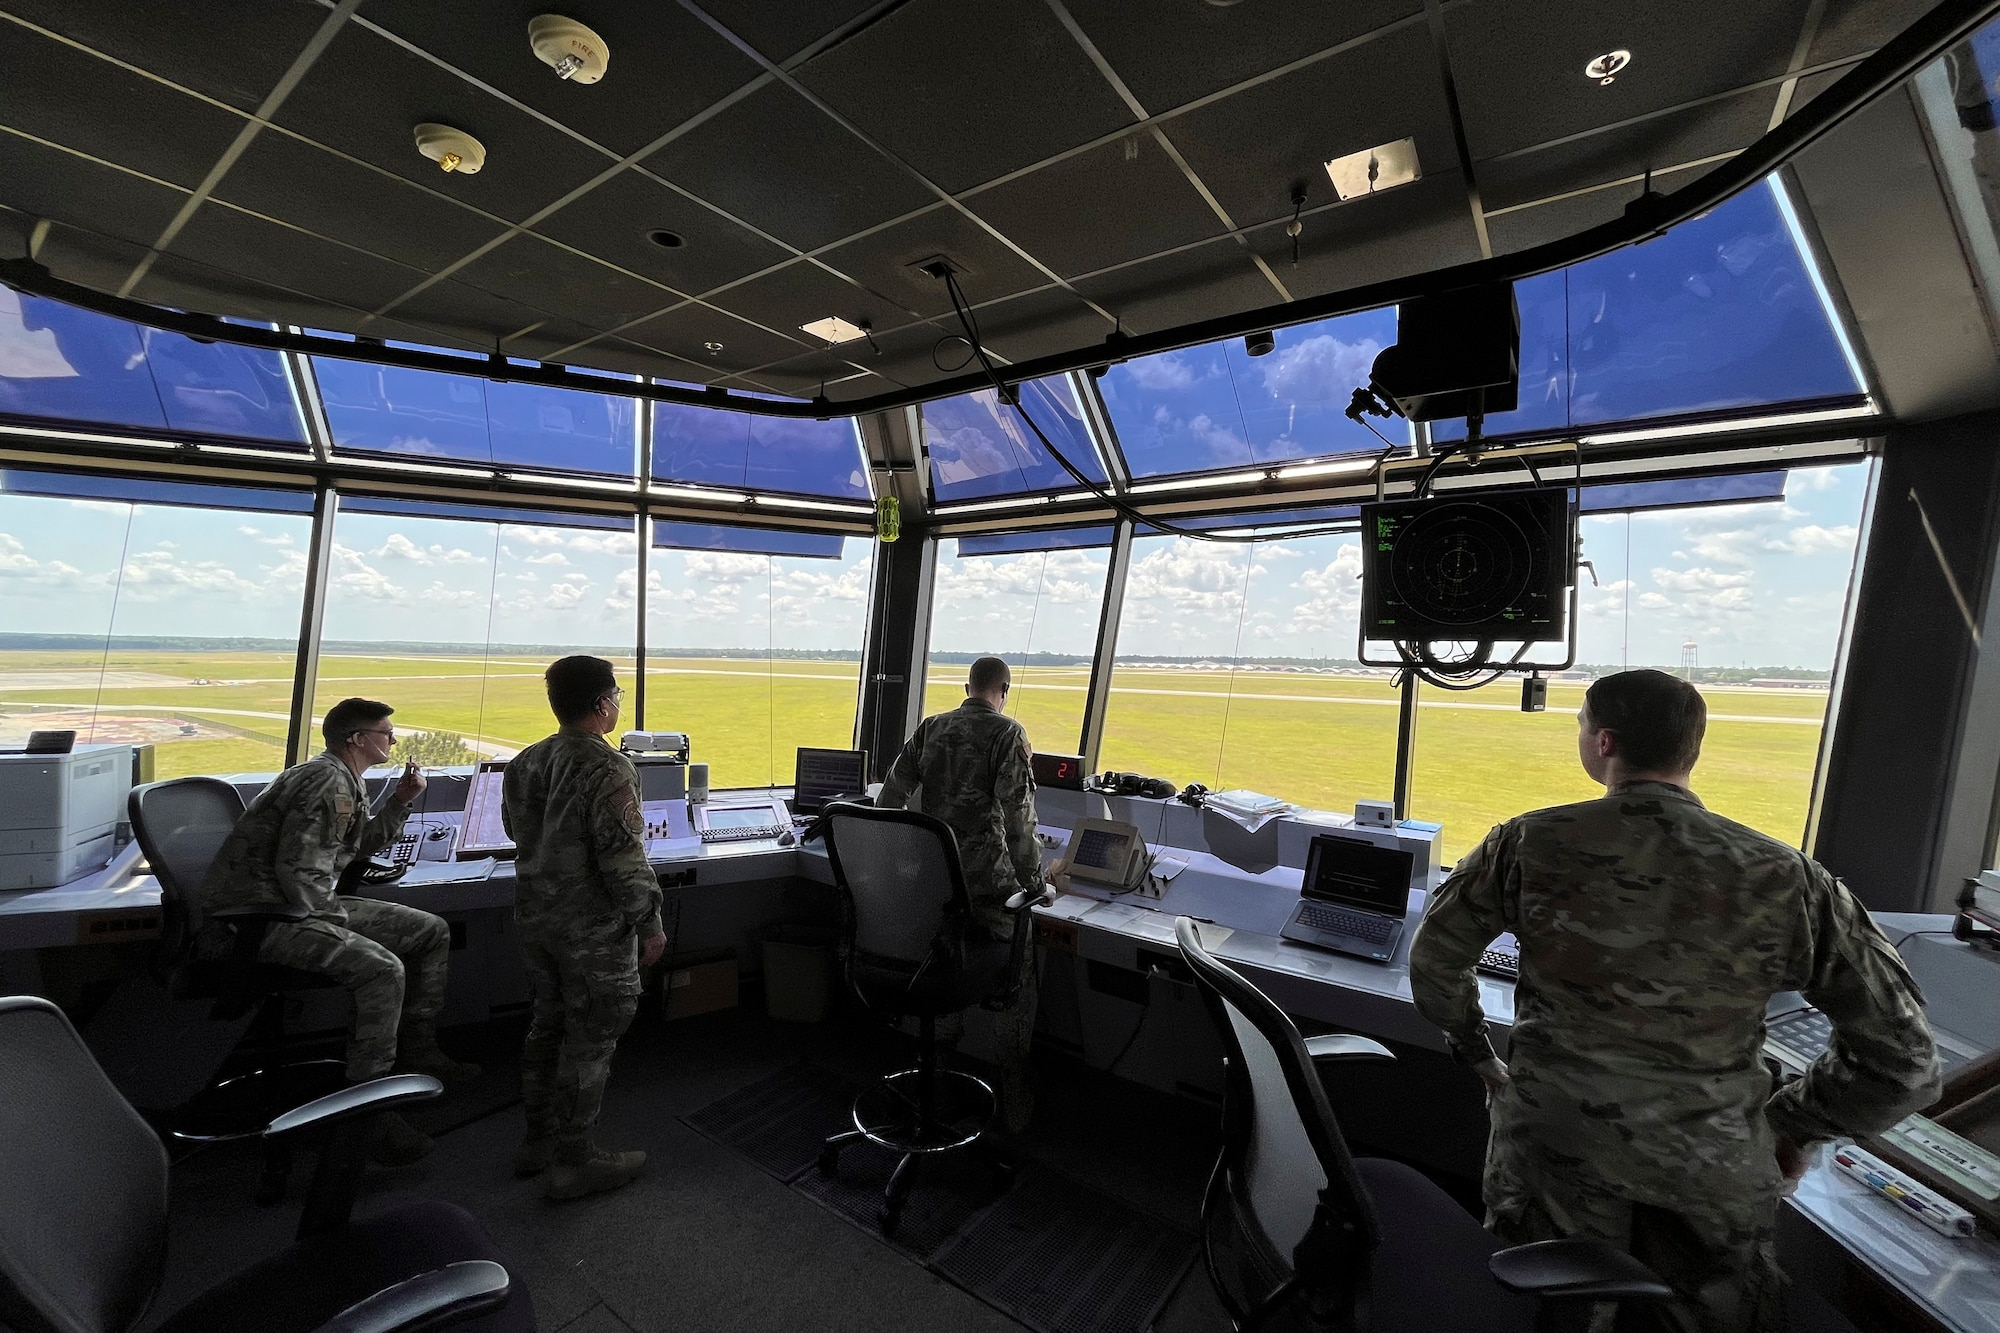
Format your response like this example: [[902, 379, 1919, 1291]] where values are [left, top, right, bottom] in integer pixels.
[[1061, 817, 1150, 890]]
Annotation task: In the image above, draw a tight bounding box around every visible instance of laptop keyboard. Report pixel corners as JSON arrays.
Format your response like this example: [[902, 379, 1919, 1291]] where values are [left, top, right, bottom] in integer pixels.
[[1297, 902, 1394, 944], [1477, 948, 1519, 979]]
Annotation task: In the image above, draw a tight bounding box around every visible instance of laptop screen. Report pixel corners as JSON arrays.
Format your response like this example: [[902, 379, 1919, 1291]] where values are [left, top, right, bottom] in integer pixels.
[[792, 747, 869, 816], [1301, 835, 1415, 916]]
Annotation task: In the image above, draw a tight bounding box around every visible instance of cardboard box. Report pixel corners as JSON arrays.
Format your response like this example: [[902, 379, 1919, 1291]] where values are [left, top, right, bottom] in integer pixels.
[[661, 951, 737, 1021]]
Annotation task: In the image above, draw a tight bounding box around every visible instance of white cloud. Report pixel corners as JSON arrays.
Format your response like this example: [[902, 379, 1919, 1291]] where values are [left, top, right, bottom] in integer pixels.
[[1258, 334, 1380, 408], [0, 532, 84, 587], [1125, 353, 1207, 392], [1767, 524, 1857, 557], [1791, 467, 1843, 492], [525, 551, 570, 566], [1284, 542, 1364, 634], [372, 532, 484, 565], [1651, 566, 1753, 592]]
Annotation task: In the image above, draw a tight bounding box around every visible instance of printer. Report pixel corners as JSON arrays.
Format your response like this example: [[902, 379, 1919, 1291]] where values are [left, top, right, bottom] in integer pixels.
[[0, 744, 133, 890]]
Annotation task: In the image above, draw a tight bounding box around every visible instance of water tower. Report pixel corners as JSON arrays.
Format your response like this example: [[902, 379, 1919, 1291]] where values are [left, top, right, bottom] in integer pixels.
[[1680, 641, 1699, 682]]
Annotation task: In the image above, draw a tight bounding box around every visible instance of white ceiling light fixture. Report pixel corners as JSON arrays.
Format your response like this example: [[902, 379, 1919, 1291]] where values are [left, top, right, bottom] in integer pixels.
[[1324, 137, 1420, 202], [1585, 50, 1632, 85], [413, 123, 485, 174], [528, 15, 609, 83], [801, 316, 869, 344]]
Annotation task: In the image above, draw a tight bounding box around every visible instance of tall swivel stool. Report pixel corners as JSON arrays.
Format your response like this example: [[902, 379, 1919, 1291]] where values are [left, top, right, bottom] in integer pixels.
[[129, 777, 345, 1198], [1172, 916, 1672, 1333], [814, 803, 1028, 1233]]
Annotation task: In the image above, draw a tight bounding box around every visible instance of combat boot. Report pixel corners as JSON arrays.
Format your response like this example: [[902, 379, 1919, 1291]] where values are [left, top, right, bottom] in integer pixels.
[[546, 1141, 647, 1200], [393, 1036, 482, 1085], [514, 1133, 557, 1177], [369, 1111, 435, 1167]]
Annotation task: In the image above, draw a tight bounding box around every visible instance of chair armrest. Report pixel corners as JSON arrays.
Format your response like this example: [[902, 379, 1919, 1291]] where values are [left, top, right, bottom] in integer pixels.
[[1488, 1238, 1673, 1303], [266, 1074, 442, 1140], [210, 904, 311, 922], [309, 1260, 511, 1333], [1304, 1034, 1395, 1063], [1005, 885, 1057, 911]]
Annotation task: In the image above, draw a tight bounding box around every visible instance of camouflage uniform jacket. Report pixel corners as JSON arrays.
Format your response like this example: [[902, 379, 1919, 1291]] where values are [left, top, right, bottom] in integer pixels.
[[502, 726, 663, 942], [198, 750, 411, 924], [876, 698, 1041, 932], [1410, 780, 1940, 1211]]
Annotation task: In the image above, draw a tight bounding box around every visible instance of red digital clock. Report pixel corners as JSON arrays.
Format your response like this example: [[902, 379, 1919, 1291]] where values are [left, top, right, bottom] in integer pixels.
[[1031, 751, 1086, 791]]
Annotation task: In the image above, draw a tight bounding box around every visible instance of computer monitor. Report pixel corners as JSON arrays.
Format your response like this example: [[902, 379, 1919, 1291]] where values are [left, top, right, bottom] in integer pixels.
[[792, 747, 869, 817]]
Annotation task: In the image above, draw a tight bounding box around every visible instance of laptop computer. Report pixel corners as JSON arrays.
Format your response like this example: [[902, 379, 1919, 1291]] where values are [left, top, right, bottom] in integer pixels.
[[1280, 833, 1417, 962]]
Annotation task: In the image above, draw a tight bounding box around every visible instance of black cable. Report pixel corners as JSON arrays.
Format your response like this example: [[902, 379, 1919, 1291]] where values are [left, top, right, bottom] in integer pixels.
[[939, 271, 1370, 546], [1892, 927, 1957, 949], [1106, 973, 1158, 1073]]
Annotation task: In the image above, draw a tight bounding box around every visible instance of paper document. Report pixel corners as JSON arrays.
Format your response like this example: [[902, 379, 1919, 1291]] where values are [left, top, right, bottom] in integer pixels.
[[399, 858, 497, 886]]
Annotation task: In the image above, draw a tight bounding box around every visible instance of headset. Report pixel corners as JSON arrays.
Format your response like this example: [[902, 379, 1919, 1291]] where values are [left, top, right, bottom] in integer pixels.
[[1093, 771, 1177, 800]]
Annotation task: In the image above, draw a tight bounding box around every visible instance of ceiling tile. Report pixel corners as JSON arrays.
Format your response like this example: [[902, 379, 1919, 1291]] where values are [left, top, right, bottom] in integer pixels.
[[1785, 68, 1849, 120], [272, 23, 617, 225], [1484, 158, 1719, 256], [0, 133, 187, 251], [644, 82, 935, 251], [962, 136, 1232, 280], [1247, 171, 1482, 300], [1070, 239, 1276, 336], [1477, 91, 1769, 212], [712, 259, 922, 343], [356, 1, 766, 159], [1060, 0, 1423, 112], [1, 0, 333, 113], [813, 206, 1053, 316], [695, 0, 888, 65], [33, 223, 163, 303], [531, 168, 794, 297], [161, 207, 430, 315], [794, 0, 1138, 195], [0, 24, 248, 190], [1808, 0, 1937, 67], [452, 233, 682, 329], [622, 303, 816, 378], [213, 131, 510, 275], [1161, 23, 1455, 230], [1445, 0, 1813, 161], [965, 286, 1114, 366], [375, 276, 569, 350]]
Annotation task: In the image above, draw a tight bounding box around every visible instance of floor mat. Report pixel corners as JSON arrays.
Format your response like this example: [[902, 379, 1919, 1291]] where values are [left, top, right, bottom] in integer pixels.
[[684, 1065, 1198, 1333]]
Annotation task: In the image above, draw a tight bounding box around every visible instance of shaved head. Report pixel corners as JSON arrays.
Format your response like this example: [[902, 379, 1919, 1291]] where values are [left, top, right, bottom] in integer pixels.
[[968, 655, 1011, 695]]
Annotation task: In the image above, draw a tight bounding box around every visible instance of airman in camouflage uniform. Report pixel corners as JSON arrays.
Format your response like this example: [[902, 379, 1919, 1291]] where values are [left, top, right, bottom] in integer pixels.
[[877, 655, 1044, 1130], [503, 655, 665, 1199], [1411, 670, 1938, 1332], [199, 698, 473, 1164]]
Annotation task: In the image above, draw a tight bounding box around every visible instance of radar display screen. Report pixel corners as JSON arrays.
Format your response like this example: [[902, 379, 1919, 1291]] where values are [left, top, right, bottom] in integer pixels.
[[1361, 490, 1572, 643]]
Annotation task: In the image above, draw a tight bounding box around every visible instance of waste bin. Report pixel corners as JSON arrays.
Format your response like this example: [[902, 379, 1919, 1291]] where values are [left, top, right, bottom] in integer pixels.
[[762, 924, 834, 1022]]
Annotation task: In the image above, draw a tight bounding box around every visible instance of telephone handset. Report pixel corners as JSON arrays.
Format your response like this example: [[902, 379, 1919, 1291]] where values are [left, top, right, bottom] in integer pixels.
[[1061, 817, 1151, 891]]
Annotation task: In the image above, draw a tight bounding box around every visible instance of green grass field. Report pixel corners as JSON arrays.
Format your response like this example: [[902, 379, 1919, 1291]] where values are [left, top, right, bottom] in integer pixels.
[[1, 652, 1827, 860]]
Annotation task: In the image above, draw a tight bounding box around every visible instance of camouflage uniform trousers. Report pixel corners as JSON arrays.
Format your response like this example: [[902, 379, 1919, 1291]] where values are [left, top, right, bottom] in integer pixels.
[[1486, 1145, 1783, 1333], [256, 898, 451, 1082], [936, 906, 1039, 1128], [519, 923, 642, 1150]]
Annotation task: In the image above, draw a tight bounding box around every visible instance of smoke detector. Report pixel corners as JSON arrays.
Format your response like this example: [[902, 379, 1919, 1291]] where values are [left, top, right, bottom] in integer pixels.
[[529, 14, 609, 83], [413, 123, 486, 174]]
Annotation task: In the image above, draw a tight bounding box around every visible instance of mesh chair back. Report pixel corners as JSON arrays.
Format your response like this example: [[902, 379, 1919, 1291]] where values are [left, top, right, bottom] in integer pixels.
[[0, 996, 169, 1333], [128, 778, 245, 944], [820, 805, 968, 966], [1174, 917, 1379, 1264]]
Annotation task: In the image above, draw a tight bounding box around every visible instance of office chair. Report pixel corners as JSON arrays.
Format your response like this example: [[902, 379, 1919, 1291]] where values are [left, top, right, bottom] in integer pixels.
[[813, 803, 1023, 1233], [1172, 917, 1671, 1333], [0, 994, 531, 1333], [129, 778, 344, 1198]]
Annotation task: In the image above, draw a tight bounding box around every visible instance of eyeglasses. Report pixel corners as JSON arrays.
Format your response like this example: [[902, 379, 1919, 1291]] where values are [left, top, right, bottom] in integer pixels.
[[355, 727, 395, 741], [599, 688, 625, 705]]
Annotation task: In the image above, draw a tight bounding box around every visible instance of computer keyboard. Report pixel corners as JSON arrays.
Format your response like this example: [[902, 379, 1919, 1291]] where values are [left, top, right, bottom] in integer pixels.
[[1476, 947, 1519, 980], [390, 832, 419, 869], [698, 824, 785, 844], [1297, 903, 1393, 944], [1766, 1008, 1835, 1066]]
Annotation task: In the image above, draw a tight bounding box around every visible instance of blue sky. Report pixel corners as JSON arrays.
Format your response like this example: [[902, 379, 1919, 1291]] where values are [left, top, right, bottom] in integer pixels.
[[927, 463, 1869, 671], [2, 462, 1866, 669]]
